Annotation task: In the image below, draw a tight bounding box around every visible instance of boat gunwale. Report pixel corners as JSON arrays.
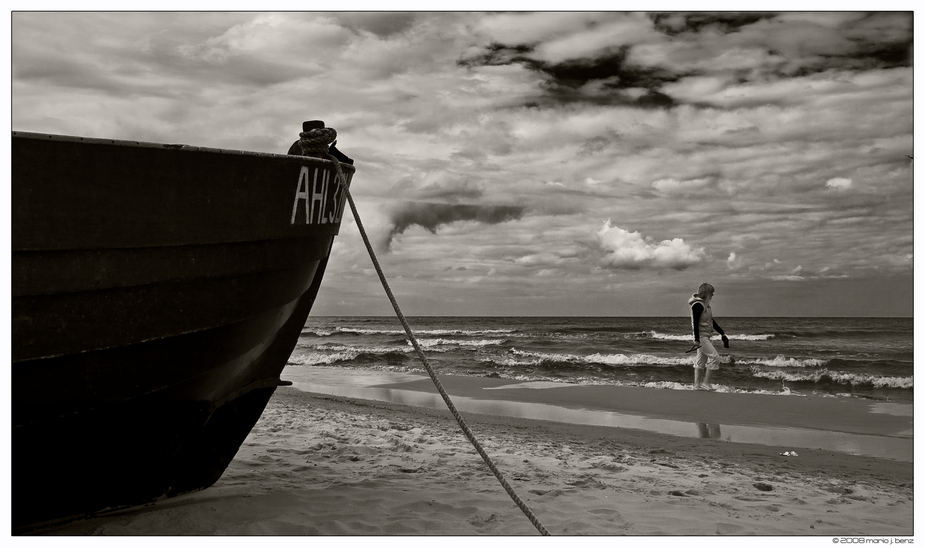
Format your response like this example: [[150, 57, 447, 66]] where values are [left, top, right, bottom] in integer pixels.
[[11, 130, 357, 173]]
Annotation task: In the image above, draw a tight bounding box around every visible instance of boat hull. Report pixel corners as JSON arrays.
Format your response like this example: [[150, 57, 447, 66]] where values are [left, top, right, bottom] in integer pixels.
[[11, 132, 354, 528]]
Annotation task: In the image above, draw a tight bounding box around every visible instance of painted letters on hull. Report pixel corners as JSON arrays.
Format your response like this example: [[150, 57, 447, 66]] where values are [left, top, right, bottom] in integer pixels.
[[290, 165, 352, 226]]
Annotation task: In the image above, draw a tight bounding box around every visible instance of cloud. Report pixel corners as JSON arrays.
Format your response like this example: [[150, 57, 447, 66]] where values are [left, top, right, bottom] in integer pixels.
[[727, 252, 744, 270], [770, 275, 806, 282], [651, 176, 715, 194], [596, 220, 705, 270], [332, 12, 418, 38], [387, 202, 525, 248], [9, 12, 914, 316], [391, 171, 486, 201], [826, 177, 853, 190]]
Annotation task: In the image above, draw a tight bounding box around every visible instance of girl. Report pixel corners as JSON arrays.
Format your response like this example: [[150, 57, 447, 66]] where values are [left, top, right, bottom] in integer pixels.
[[688, 282, 729, 390]]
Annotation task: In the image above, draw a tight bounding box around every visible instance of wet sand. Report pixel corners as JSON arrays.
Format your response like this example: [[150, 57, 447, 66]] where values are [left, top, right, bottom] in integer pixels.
[[35, 371, 913, 537]]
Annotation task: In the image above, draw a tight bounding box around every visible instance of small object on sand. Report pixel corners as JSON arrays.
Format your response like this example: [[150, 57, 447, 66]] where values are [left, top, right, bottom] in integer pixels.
[[754, 482, 774, 492], [780, 451, 799, 457]]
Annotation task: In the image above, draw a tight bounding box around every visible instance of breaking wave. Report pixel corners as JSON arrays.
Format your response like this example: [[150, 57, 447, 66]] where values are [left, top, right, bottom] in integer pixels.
[[485, 349, 694, 368], [750, 368, 913, 389], [736, 355, 828, 368], [332, 327, 515, 336], [643, 331, 775, 342]]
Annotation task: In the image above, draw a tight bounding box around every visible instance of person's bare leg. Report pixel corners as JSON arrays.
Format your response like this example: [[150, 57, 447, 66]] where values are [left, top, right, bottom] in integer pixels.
[[702, 369, 713, 390]]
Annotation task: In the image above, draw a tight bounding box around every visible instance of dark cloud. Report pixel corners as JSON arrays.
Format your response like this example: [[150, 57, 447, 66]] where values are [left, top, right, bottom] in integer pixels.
[[838, 13, 913, 69], [387, 202, 525, 247], [457, 43, 536, 67], [461, 12, 912, 110], [459, 44, 682, 108], [648, 12, 777, 36], [540, 49, 677, 89]]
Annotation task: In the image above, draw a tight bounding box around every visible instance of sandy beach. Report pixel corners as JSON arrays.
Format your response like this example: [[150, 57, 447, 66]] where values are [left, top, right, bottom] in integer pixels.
[[32, 371, 913, 537]]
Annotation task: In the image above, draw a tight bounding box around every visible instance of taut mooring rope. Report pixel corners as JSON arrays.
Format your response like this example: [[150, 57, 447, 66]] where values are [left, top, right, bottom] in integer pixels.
[[298, 129, 550, 536]]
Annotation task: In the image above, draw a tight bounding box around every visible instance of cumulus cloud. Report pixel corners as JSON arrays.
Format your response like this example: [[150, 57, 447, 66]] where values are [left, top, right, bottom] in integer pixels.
[[826, 177, 853, 190], [596, 220, 705, 270], [727, 252, 744, 270]]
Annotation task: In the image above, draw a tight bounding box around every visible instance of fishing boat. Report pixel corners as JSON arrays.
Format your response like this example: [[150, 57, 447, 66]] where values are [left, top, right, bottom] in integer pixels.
[[11, 130, 354, 529]]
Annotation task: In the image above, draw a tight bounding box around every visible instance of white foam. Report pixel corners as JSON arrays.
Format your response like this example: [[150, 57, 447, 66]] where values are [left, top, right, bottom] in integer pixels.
[[751, 367, 913, 389], [740, 355, 828, 368], [646, 331, 774, 341], [497, 348, 694, 367], [484, 381, 583, 390], [296, 342, 415, 354], [415, 338, 507, 348], [335, 327, 515, 336], [287, 352, 359, 366]]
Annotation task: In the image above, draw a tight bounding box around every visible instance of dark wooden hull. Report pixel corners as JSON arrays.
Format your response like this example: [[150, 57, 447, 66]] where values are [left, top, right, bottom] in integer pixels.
[[11, 132, 354, 529]]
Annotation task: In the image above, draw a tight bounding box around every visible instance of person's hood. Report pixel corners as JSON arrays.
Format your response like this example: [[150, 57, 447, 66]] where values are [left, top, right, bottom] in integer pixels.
[[688, 294, 706, 306]]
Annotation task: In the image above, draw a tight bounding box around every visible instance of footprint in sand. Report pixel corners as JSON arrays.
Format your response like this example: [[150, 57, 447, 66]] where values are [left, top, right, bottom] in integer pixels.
[[466, 512, 501, 529], [529, 488, 565, 498], [564, 475, 608, 490]]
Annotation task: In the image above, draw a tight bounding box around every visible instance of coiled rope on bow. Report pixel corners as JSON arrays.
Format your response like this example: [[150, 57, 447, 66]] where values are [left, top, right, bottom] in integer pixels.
[[299, 128, 550, 536], [298, 127, 340, 157]]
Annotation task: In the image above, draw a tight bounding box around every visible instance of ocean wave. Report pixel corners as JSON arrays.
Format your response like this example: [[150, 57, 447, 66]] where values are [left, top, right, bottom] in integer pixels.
[[296, 342, 417, 353], [738, 355, 828, 368], [643, 331, 775, 342], [637, 332, 691, 341], [297, 341, 493, 355], [486, 349, 694, 368], [287, 346, 413, 366], [416, 338, 508, 348], [636, 380, 802, 396], [750, 368, 913, 389], [300, 328, 336, 337], [287, 351, 361, 366], [730, 333, 775, 341], [774, 327, 910, 339], [585, 352, 694, 367], [331, 327, 517, 337]]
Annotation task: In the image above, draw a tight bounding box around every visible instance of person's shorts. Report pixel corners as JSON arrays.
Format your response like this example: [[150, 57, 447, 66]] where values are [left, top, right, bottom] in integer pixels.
[[694, 337, 720, 370]]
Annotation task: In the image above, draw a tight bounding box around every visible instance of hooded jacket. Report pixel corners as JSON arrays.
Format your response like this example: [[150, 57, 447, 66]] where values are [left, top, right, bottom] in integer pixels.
[[689, 295, 724, 341]]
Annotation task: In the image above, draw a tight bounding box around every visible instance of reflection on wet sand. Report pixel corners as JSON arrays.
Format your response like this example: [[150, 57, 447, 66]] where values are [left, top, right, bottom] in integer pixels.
[[696, 422, 722, 439], [287, 381, 912, 462]]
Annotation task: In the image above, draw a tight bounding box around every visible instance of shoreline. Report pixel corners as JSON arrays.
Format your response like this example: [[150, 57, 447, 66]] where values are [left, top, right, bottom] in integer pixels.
[[35, 383, 913, 536], [300, 385, 914, 484], [285, 367, 914, 462], [374, 374, 913, 435]]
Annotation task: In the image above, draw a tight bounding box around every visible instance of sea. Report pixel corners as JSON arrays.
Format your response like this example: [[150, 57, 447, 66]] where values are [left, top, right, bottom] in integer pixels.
[[288, 316, 913, 403]]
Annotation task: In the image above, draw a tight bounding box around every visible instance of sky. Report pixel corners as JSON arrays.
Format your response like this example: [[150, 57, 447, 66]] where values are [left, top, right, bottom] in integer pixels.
[[10, 9, 916, 317]]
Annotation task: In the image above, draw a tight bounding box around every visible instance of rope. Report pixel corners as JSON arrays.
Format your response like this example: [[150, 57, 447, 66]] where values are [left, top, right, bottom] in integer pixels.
[[299, 128, 550, 535], [298, 128, 339, 156]]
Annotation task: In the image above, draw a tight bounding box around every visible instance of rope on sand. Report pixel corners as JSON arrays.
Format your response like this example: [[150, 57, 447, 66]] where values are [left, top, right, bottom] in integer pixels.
[[298, 129, 550, 536]]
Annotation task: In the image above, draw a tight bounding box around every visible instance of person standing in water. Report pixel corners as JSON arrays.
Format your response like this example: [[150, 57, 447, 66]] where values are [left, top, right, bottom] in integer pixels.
[[688, 282, 729, 390]]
